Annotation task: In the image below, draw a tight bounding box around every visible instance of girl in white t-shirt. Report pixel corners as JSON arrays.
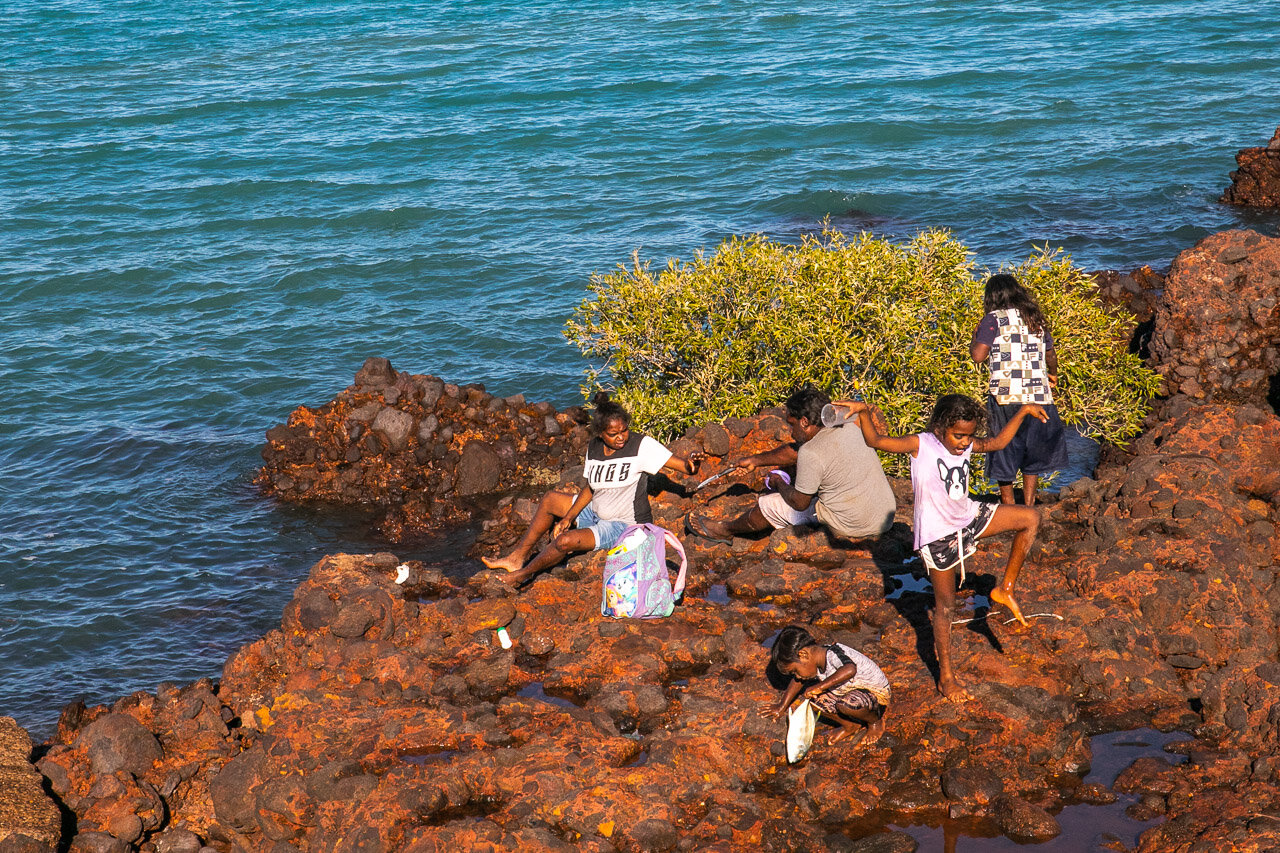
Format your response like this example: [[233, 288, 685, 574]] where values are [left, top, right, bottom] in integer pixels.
[[484, 392, 703, 587], [844, 395, 1044, 703]]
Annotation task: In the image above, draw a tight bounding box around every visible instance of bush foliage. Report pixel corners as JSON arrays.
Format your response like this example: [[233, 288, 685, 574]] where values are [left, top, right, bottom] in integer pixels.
[[565, 227, 1159, 475]]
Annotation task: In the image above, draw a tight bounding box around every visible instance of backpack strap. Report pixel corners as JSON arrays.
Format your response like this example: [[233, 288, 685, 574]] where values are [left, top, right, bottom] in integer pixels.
[[647, 524, 688, 599]]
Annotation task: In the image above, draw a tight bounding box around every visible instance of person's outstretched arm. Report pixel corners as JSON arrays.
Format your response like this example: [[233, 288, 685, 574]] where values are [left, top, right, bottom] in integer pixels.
[[974, 404, 1048, 453], [772, 474, 815, 512], [661, 449, 705, 475], [848, 402, 919, 455], [773, 677, 805, 719], [732, 444, 798, 471]]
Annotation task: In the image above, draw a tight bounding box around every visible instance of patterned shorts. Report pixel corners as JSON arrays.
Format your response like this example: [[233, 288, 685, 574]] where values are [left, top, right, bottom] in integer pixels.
[[812, 687, 888, 716], [919, 502, 997, 573]]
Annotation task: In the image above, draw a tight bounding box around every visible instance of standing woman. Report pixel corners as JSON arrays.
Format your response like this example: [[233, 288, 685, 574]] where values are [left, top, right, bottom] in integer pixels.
[[484, 392, 703, 586], [970, 273, 1069, 506]]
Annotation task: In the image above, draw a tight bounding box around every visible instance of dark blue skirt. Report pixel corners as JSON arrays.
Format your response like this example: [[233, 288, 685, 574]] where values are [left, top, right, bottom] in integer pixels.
[[985, 397, 1069, 482]]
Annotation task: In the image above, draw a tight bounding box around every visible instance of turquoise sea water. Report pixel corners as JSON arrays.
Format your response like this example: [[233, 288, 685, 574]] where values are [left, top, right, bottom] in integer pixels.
[[3, 0, 1280, 740]]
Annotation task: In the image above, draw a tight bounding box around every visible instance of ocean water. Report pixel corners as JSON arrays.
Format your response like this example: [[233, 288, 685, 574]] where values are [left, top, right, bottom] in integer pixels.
[[3, 0, 1280, 740]]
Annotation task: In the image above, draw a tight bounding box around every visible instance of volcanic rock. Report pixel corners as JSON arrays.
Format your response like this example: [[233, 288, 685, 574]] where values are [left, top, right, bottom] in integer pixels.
[[1221, 127, 1280, 208], [353, 356, 397, 389], [992, 795, 1060, 841], [371, 406, 415, 453], [1148, 229, 1280, 408], [256, 360, 584, 539], [27, 227, 1280, 850], [455, 440, 503, 496], [77, 715, 162, 778]]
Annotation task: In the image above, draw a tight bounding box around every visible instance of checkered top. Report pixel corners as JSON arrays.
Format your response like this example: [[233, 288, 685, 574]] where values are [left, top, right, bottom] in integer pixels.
[[986, 309, 1053, 404]]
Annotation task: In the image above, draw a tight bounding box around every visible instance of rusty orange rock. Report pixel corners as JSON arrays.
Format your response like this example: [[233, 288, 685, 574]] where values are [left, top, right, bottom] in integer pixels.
[[27, 242, 1280, 849]]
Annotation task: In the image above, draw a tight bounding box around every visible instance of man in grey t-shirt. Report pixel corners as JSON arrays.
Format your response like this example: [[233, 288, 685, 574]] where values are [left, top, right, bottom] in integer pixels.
[[687, 386, 896, 543]]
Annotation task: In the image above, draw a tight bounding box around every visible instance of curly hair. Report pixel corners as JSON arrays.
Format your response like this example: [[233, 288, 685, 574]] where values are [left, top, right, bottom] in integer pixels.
[[784, 385, 830, 425], [926, 394, 985, 434]]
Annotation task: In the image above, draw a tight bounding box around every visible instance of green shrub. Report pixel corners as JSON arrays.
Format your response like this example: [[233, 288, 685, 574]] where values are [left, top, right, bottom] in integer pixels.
[[565, 226, 1159, 476]]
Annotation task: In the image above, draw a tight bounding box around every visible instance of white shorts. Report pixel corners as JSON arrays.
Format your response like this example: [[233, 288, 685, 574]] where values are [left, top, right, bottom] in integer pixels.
[[758, 492, 819, 529]]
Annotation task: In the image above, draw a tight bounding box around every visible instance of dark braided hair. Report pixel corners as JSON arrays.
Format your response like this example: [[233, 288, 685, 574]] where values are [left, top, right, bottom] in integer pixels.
[[590, 391, 632, 435], [926, 394, 985, 434], [983, 273, 1046, 337]]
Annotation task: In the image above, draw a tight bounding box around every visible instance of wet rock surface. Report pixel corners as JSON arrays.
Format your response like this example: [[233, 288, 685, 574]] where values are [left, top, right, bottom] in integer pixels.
[[1221, 127, 1280, 209], [22, 231, 1280, 850]]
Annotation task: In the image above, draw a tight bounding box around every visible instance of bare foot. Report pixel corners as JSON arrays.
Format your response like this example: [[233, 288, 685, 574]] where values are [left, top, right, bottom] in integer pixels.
[[706, 519, 734, 539], [864, 715, 886, 746], [499, 567, 536, 588], [829, 725, 864, 746], [686, 514, 733, 545], [482, 553, 526, 573], [938, 677, 972, 703], [990, 587, 1028, 626]]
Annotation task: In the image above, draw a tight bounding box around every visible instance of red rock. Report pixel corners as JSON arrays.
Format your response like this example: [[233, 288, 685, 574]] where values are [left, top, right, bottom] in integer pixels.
[[1149, 230, 1280, 407], [1221, 128, 1280, 208], [32, 241, 1280, 848], [993, 795, 1060, 841], [76, 715, 162, 778]]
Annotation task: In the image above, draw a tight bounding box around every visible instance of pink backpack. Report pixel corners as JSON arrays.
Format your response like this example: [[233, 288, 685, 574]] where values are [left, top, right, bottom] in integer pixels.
[[601, 524, 687, 618]]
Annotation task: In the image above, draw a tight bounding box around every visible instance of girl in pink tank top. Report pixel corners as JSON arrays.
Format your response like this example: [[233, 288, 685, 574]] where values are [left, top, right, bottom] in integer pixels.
[[832, 394, 1047, 703]]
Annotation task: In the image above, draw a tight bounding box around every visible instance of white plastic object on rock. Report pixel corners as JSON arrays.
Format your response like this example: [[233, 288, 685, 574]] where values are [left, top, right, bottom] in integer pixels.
[[786, 698, 817, 763]]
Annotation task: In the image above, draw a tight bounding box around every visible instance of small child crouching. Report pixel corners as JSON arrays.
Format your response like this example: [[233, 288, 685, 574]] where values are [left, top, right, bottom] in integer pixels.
[[770, 625, 890, 747]]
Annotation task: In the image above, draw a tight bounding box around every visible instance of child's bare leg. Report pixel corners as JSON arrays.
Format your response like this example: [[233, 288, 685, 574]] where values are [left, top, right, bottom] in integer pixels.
[[827, 714, 862, 745], [1022, 473, 1039, 507], [864, 707, 886, 743], [483, 488, 577, 572], [980, 504, 1040, 626], [504, 527, 596, 586], [829, 704, 886, 745], [998, 482, 1017, 506], [929, 566, 971, 701]]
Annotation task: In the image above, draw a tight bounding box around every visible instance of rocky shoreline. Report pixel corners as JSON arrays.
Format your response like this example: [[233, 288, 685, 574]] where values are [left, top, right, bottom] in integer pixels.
[[1221, 127, 1280, 210], [2, 228, 1279, 853]]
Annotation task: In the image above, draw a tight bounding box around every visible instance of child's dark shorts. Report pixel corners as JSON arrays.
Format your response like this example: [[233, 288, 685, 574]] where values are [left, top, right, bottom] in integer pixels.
[[919, 502, 997, 573], [985, 397, 1069, 482], [813, 688, 887, 717]]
